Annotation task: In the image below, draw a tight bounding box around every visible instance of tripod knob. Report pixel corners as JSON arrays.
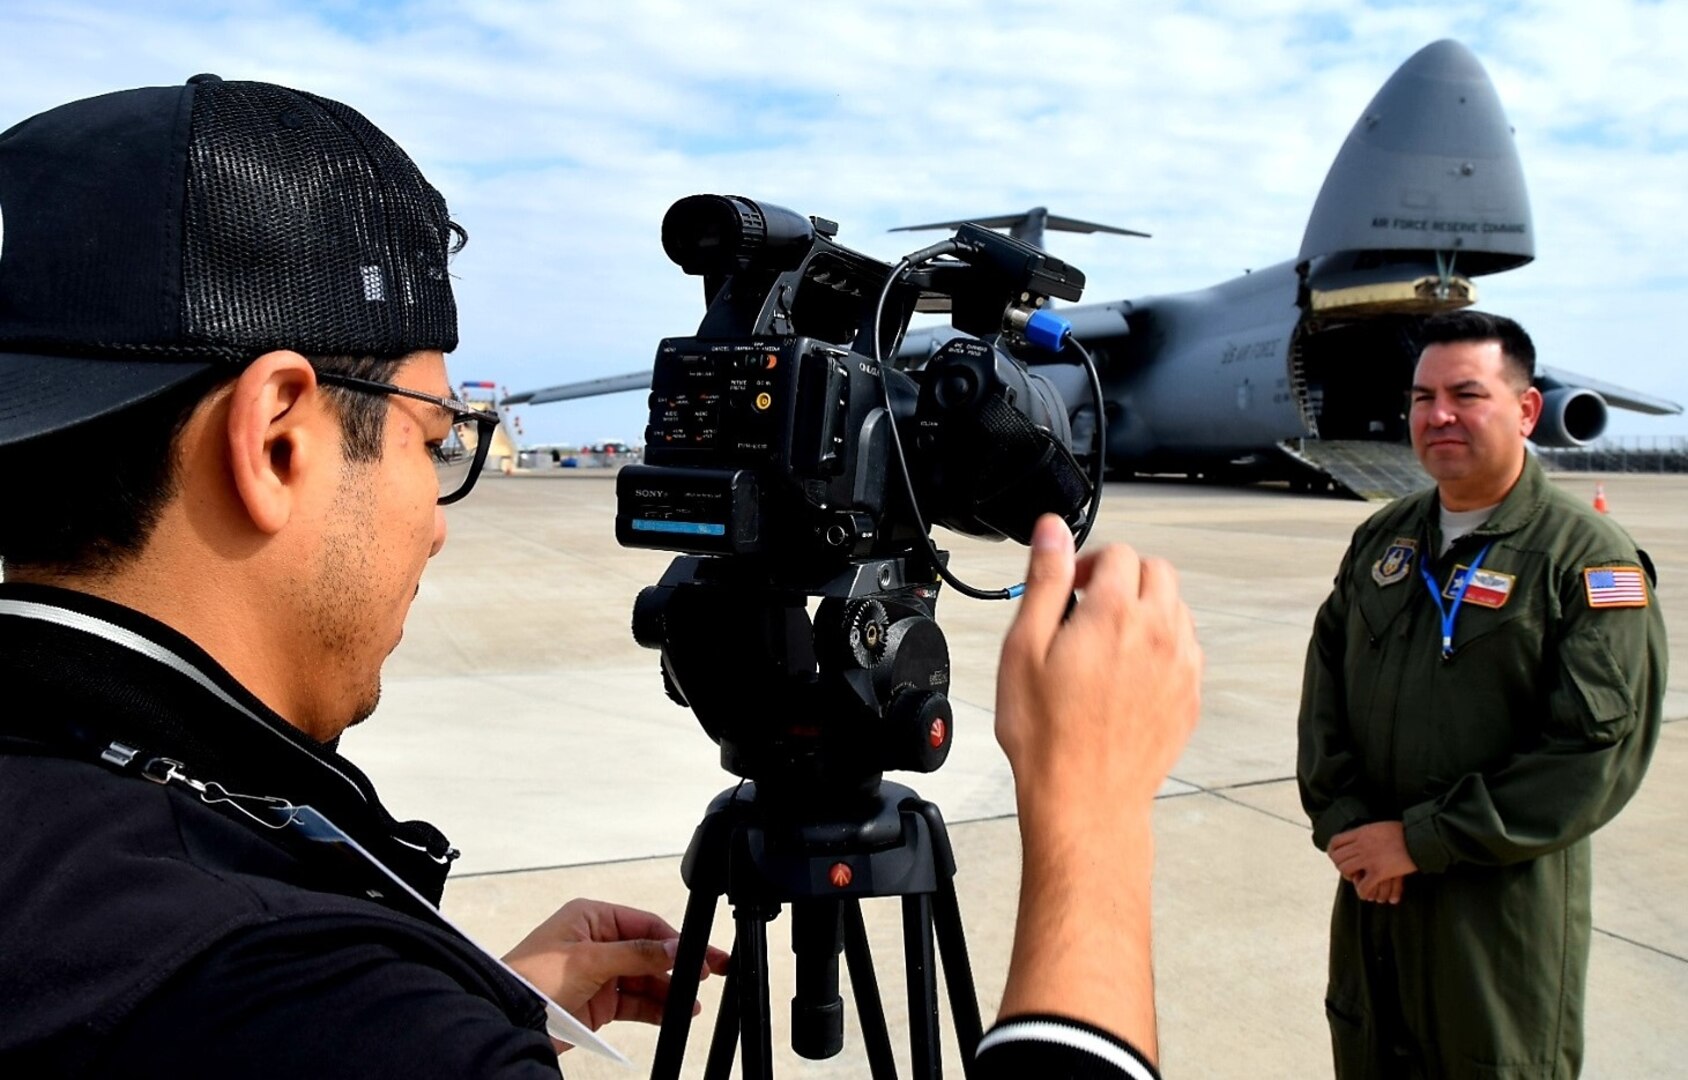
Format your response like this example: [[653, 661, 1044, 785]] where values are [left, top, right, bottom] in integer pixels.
[[631, 585, 671, 649], [886, 689, 953, 773]]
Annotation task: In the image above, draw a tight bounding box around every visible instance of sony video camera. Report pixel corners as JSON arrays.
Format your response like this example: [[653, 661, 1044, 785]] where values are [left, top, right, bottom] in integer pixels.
[[620, 195, 1099, 787], [615, 194, 1093, 576]]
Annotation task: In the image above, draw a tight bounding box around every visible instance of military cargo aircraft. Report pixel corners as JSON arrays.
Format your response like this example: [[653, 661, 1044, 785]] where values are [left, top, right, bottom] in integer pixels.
[[507, 39, 1681, 499]]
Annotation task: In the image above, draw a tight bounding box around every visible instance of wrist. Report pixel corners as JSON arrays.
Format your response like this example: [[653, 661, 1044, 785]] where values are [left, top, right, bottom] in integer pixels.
[[1004, 809, 1159, 1057], [1016, 798, 1157, 900], [1016, 782, 1158, 843]]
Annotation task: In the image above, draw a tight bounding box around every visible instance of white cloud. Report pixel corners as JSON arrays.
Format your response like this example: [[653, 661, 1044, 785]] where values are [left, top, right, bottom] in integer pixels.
[[3, 0, 1684, 443]]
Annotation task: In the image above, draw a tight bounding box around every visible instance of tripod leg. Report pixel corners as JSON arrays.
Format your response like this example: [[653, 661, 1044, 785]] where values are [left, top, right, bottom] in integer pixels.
[[903, 894, 943, 1080], [842, 899, 901, 1080], [735, 903, 776, 1080], [932, 876, 984, 1074], [651, 885, 723, 1080], [701, 955, 741, 1080]]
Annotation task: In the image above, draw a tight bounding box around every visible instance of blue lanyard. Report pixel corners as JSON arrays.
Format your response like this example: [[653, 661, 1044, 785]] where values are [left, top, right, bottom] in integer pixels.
[[1420, 541, 1493, 660]]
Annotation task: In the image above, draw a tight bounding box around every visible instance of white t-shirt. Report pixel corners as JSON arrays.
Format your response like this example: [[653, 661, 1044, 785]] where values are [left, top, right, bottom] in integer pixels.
[[1439, 502, 1499, 556]]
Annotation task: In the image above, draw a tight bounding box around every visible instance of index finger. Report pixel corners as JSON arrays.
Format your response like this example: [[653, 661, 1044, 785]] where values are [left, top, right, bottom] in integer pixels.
[[1002, 514, 1076, 662]]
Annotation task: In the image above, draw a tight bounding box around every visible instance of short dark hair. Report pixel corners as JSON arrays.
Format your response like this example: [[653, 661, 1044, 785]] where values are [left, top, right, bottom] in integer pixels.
[[0, 353, 405, 579], [1416, 310, 1536, 387]]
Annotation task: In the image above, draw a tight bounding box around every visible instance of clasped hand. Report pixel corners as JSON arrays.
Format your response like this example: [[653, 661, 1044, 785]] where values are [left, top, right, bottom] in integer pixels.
[[1328, 821, 1417, 904]]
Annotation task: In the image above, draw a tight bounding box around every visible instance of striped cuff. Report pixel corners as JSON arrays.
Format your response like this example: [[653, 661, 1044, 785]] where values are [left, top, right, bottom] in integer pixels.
[[976, 1015, 1160, 1080]]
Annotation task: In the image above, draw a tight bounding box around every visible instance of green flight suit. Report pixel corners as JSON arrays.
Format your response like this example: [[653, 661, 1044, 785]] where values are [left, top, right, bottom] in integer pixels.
[[1298, 456, 1666, 1079]]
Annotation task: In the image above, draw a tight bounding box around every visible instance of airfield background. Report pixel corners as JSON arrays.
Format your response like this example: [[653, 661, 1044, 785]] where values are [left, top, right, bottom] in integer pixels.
[[4, 2, 1685, 1073], [349, 471, 1688, 1078], [7, 2, 1685, 453]]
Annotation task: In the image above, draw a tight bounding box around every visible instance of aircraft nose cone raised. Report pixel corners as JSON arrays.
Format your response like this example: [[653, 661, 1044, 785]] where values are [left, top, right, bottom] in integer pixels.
[[1400, 39, 1491, 83], [1297, 38, 1534, 276]]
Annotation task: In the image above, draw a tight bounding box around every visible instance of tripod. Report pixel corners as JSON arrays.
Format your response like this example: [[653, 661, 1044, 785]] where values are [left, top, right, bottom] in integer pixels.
[[648, 779, 982, 1080], [632, 554, 981, 1078]]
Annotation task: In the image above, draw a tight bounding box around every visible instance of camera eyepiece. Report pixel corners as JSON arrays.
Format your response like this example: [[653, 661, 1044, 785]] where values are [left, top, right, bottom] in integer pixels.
[[661, 194, 816, 276]]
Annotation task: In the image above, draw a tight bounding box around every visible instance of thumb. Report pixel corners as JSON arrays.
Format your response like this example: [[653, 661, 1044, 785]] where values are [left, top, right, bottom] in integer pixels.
[[1007, 514, 1076, 658]]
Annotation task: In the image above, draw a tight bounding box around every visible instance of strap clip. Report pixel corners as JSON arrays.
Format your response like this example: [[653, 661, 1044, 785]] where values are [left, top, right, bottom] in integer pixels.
[[99, 741, 141, 769], [140, 755, 189, 787]]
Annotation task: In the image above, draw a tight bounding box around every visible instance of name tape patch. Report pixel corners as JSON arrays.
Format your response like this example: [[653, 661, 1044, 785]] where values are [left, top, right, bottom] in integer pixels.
[[1443, 565, 1516, 609], [1584, 567, 1649, 609]]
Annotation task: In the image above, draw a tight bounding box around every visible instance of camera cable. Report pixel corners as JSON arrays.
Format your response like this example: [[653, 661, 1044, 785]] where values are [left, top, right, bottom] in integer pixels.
[[871, 245, 1107, 601]]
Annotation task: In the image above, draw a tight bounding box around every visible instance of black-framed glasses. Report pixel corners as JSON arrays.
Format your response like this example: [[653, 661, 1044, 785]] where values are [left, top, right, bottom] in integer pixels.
[[315, 372, 500, 505]]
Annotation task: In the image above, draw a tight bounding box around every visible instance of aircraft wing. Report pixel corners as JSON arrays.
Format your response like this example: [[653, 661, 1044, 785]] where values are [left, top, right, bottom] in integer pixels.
[[890, 213, 1149, 238], [1538, 365, 1684, 416], [503, 371, 650, 406]]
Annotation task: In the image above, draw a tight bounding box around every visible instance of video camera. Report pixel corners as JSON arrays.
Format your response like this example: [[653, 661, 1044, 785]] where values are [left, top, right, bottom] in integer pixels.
[[615, 194, 1094, 575], [620, 195, 1101, 788]]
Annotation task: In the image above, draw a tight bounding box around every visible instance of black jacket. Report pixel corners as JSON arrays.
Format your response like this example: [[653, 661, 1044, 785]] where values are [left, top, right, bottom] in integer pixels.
[[0, 583, 559, 1077]]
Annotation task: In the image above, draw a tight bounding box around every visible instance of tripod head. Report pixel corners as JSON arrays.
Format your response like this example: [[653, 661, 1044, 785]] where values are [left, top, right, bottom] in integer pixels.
[[632, 552, 955, 794]]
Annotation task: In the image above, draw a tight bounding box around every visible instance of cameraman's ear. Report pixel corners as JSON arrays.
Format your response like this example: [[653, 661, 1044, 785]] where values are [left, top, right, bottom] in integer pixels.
[[225, 351, 329, 535]]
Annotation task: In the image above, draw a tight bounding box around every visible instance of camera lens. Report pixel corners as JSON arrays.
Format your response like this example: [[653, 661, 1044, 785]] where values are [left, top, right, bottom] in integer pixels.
[[662, 194, 815, 276]]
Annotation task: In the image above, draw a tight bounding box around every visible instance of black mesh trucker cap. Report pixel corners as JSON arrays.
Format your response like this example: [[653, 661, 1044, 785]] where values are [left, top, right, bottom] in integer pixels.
[[0, 74, 459, 447]]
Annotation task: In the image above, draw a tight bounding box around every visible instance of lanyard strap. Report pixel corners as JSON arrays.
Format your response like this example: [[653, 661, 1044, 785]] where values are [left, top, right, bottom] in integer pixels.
[[1420, 541, 1493, 659], [84, 739, 623, 1059]]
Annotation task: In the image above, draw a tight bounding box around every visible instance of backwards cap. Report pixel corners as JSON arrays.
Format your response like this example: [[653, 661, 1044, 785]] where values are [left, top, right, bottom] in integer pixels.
[[0, 74, 459, 447]]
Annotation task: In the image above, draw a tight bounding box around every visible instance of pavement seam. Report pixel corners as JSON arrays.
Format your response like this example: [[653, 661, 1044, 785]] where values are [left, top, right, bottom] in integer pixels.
[[1154, 774, 1319, 832], [452, 849, 690, 879], [1186, 606, 1327, 629], [1590, 927, 1688, 966]]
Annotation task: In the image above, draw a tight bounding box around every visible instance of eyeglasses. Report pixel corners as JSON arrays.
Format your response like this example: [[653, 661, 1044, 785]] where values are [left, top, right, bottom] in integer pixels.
[[314, 372, 500, 505]]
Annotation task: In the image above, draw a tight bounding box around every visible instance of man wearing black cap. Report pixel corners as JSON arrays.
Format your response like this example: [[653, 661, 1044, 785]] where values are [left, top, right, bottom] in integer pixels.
[[0, 77, 1198, 1079]]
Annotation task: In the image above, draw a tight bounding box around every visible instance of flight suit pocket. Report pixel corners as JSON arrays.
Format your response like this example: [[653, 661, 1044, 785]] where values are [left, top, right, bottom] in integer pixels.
[[1324, 997, 1374, 1078], [1554, 621, 1636, 736], [1355, 583, 1412, 646], [1444, 591, 1539, 656]]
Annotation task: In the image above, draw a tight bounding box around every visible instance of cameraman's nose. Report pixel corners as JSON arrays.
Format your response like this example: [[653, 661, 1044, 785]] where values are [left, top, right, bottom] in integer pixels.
[[431, 505, 448, 557]]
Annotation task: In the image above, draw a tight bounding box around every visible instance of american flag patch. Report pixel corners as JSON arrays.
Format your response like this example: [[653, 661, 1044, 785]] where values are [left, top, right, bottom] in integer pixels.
[[1584, 567, 1649, 609]]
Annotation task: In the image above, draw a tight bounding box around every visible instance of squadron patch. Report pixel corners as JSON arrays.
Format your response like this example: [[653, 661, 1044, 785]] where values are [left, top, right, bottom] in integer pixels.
[[1584, 567, 1649, 609], [1372, 538, 1417, 587], [1442, 565, 1516, 609]]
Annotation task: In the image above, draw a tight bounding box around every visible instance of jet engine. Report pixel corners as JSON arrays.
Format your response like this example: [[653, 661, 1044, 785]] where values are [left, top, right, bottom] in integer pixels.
[[1532, 387, 1608, 448]]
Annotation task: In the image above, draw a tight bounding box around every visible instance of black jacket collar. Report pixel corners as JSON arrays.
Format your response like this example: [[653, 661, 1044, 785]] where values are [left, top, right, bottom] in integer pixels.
[[0, 582, 458, 902]]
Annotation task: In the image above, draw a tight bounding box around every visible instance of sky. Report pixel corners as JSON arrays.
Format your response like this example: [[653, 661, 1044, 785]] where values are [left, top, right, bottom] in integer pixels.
[[4, 0, 1685, 447]]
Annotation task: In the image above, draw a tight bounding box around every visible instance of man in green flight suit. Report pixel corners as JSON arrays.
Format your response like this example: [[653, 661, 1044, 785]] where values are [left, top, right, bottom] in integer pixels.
[[1297, 310, 1666, 1078]]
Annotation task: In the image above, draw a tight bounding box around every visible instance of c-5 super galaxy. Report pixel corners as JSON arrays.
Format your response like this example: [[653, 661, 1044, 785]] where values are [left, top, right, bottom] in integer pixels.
[[508, 40, 1681, 499]]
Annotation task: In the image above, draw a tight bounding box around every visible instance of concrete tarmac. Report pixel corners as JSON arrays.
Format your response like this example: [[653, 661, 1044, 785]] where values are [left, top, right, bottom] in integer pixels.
[[349, 470, 1688, 1078]]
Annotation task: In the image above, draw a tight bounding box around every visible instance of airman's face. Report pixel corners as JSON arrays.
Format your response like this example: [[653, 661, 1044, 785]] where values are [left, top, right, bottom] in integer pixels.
[[1408, 339, 1541, 509]]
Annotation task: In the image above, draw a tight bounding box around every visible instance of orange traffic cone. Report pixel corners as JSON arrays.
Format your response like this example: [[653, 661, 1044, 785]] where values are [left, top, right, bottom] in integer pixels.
[[1593, 482, 1608, 514]]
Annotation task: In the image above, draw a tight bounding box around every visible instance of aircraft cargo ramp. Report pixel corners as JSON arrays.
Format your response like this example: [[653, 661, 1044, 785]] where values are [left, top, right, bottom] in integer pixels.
[[1284, 439, 1429, 500]]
